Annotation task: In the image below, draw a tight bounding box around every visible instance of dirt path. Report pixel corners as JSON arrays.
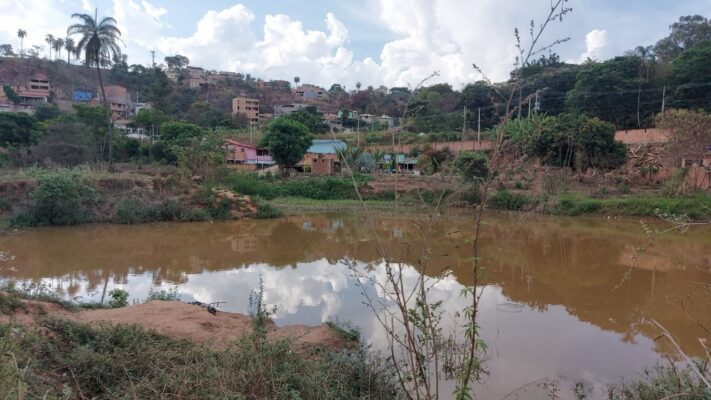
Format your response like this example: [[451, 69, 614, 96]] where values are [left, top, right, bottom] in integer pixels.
[[1, 299, 345, 350]]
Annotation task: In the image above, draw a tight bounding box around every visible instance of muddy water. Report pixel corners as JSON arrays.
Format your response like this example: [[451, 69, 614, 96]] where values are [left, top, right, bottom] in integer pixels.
[[1, 213, 710, 399]]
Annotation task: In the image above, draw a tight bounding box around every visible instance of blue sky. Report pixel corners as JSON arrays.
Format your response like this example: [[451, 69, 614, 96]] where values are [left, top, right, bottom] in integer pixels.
[[1, 0, 709, 88]]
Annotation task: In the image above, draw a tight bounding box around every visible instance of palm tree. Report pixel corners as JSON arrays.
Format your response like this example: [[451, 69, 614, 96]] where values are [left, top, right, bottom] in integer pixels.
[[371, 148, 386, 173], [68, 9, 123, 171], [294, 76, 300, 86], [53, 38, 64, 61], [355, 81, 362, 91], [64, 38, 75, 64], [45, 34, 55, 59], [17, 29, 27, 57]]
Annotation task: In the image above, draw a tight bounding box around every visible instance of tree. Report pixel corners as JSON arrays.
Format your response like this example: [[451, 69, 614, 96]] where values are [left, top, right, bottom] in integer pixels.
[[655, 15, 711, 62], [164, 54, 189, 70], [17, 29, 27, 56], [45, 34, 55, 59], [454, 152, 489, 183], [355, 81, 362, 91], [53, 38, 64, 61], [0, 113, 40, 147], [64, 38, 75, 64], [260, 118, 312, 175], [668, 41, 711, 111], [0, 44, 14, 57], [34, 103, 62, 121], [284, 106, 328, 134], [133, 108, 169, 139], [566, 56, 657, 128], [293, 76, 300, 86], [160, 121, 203, 145], [68, 9, 123, 171]]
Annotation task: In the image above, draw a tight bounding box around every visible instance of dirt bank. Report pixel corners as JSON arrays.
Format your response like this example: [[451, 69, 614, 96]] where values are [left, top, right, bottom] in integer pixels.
[[0, 298, 346, 350]]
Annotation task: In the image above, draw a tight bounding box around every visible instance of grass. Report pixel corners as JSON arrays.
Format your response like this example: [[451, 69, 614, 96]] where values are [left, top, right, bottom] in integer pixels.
[[0, 319, 403, 399], [270, 197, 405, 215], [608, 363, 711, 399], [553, 191, 711, 220], [216, 172, 372, 201], [0, 282, 110, 312]]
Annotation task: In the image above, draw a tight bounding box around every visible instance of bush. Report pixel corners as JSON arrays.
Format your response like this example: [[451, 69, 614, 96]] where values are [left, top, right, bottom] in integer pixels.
[[114, 197, 208, 224], [13, 168, 98, 226], [454, 151, 489, 183], [256, 202, 283, 219], [488, 189, 530, 210], [108, 289, 129, 308]]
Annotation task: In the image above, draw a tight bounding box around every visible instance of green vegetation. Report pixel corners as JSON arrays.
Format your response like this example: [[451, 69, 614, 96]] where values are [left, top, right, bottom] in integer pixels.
[[487, 189, 531, 211], [327, 319, 361, 343], [11, 168, 98, 226], [261, 118, 313, 174], [0, 112, 40, 147], [553, 191, 711, 219], [0, 318, 402, 399], [453, 151, 489, 183], [256, 202, 283, 219], [114, 196, 208, 224], [217, 172, 368, 201], [609, 364, 711, 399], [108, 288, 129, 308]]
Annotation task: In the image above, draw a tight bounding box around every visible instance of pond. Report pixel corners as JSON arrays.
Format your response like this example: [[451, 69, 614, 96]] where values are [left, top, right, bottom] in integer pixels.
[[1, 213, 710, 399]]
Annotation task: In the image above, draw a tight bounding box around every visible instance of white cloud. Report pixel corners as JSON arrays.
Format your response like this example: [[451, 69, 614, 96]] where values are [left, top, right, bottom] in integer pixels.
[[575, 29, 607, 63]]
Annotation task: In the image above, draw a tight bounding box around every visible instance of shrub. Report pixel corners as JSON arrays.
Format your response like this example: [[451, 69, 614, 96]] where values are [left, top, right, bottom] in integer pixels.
[[256, 202, 283, 219], [454, 151, 489, 183], [146, 287, 180, 302], [108, 289, 129, 308], [13, 168, 98, 226], [488, 189, 530, 210]]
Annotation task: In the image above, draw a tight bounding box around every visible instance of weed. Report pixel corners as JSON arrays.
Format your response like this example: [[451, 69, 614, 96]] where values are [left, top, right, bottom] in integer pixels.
[[327, 319, 361, 342], [256, 202, 283, 219], [107, 289, 129, 308], [488, 189, 530, 211], [146, 287, 180, 302], [0, 292, 26, 315]]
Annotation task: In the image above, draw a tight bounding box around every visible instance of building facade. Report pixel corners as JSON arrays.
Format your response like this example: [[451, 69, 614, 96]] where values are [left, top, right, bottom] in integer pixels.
[[232, 97, 260, 125]]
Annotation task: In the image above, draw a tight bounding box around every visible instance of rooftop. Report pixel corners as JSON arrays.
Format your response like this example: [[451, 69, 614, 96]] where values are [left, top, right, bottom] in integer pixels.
[[307, 140, 347, 154]]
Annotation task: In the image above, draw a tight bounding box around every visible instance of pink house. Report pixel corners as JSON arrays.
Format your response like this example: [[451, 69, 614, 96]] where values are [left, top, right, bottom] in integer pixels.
[[224, 139, 274, 170]]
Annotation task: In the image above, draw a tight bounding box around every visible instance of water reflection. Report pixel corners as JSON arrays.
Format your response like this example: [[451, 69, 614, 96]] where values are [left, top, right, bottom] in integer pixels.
[[1, 213, 710, 399]]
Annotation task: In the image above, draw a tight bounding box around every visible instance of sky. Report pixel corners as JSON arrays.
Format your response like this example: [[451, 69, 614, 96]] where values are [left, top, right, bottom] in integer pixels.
[[1, 0, 710, 89]]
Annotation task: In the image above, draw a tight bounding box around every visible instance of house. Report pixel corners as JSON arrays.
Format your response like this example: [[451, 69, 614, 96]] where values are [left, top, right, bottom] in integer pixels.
[[232, 97, 259, 125], [295, 84, 326, 100], [186, 66, 207, 88], [359, 113, 375, 124], [19, 74, 51, 104], [273, 103, 308, 117], [224, 139, 274, 170], [379, 154, 419, 173], [95, 85, 131, 122], [301, 139, 347, 174], [376, 115, 395, 129], [165, 69, 179, 83]]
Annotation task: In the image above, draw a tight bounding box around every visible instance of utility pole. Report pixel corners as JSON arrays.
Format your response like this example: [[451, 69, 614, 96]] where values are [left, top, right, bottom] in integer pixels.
[[477, 107, 481, 144], [151, 50, 155, 67], [356, 111, 360, 147], [249, 123, 253, 145], [462, 105, 467, 140], [661, 86, 666, 114]]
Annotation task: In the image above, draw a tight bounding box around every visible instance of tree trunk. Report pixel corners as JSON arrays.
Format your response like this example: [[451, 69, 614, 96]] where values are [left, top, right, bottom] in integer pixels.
[[96, 57, 114, 171]]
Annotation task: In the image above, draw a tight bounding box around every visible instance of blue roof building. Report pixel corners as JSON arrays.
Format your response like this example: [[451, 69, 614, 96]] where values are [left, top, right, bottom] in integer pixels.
[[307, 139, 347, 154]]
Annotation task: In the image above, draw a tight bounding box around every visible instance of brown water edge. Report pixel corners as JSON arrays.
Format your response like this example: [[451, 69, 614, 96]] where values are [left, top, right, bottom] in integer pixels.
[[0, 212, 710, 398]]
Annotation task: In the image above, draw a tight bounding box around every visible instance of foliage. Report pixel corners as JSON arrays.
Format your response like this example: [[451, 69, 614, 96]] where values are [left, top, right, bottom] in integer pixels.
[[668, 40, 711, 110], [114, 197, 208, 224], [454, 151, 489, 183], [0, 112, 40, 147], [2, 85, 21, 105], [260, 118, 313, 173], [553, 191, 711, 219], [506, 113, 626, 170], [327, 319, 361, 342], [418, 148, 451, 175], [609, 364, 711, 399], [160, 121, 203, 144], [0, 317, 403, 399], [13, 168, 98, 226], [163, 54, 189, 70], [566, 56, 658, 128], [487, 189, 530, 211], [256, 202, 283, 219], [284, 106, 329, 134], [108, 288, 129, 308], [146, 287, 180, 302], [33, 103, 62, 121], [654, 15, 711, 62]]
